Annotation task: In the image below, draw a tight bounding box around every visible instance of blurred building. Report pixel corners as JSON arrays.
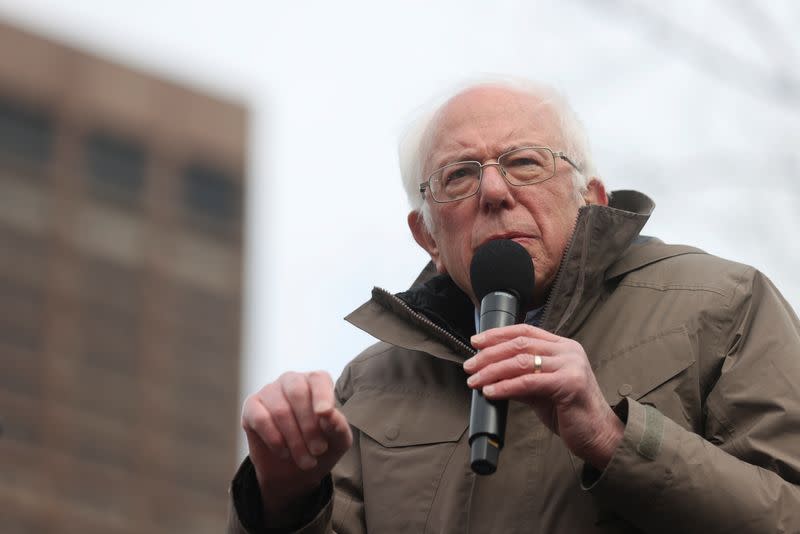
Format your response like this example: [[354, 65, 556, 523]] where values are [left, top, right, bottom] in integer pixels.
[[0, 21, 246, 533]]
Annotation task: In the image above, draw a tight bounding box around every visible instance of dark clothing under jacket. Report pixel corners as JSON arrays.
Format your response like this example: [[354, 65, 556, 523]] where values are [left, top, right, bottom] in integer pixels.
[[229, 190, 800, 533]]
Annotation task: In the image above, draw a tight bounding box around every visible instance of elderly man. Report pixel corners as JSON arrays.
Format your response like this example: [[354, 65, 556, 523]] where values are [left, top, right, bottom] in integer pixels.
[[229, 81, 800, 533]]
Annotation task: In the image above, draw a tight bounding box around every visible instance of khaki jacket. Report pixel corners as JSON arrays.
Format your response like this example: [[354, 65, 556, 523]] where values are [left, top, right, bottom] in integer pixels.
[[229, 190, 800, 533]]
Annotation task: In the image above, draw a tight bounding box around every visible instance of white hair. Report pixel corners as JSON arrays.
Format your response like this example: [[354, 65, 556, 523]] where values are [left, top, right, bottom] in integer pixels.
[[398, 76, 598, 229]]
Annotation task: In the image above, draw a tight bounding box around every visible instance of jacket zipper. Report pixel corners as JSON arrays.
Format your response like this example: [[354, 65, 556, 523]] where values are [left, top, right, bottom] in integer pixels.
[[375, 209, 584, 348], [373, 286, 477, 358], [541, 211, 582, 333]]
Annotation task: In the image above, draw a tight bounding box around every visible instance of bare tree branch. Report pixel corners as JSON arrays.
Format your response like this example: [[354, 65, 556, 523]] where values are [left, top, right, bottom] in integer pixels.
[[576, 0, 800, 109]]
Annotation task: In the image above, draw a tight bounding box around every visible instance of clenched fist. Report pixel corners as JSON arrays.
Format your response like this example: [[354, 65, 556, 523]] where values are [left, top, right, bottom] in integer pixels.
[[241, 371, 352, 521]]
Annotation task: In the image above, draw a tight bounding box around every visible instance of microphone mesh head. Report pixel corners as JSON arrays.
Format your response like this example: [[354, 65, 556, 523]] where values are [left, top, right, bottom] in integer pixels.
[[470, 239, 535, 310]]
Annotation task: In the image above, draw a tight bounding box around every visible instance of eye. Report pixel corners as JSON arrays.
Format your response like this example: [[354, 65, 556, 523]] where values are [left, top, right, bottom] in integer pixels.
[[441, 164, 479, 185], [501, 149, 553, 182], [505, 154, 545, 168], [445, 167, 470, 182]]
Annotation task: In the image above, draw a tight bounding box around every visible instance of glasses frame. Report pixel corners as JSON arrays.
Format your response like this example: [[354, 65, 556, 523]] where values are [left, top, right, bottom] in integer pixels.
[[419, 146, 582, 204]]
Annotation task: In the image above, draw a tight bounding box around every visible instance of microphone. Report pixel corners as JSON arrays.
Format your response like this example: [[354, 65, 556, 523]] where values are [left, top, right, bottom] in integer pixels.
[[468, 239, 535, 475]]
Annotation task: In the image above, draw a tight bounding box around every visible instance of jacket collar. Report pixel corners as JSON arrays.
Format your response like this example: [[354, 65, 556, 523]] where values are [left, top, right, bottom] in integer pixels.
[[539, 189, 653, 336], [346, 190, 695, 361]]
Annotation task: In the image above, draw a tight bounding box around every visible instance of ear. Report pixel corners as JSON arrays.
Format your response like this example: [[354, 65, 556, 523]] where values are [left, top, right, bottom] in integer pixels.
[[582, 178, 608, 206], [407, 211, 446, 273]]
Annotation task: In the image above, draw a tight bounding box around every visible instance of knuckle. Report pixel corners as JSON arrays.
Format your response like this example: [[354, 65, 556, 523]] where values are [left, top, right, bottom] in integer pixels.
[[514, 353, 531, 371], [521, 373, 538, 389], [266, 437, 284, 452], [263, 429, 284, 449], [278, 370, 298, 381], [512, 336, 529, 351], [254, 384, 280, 406], [567, 339, 583, 354], [308, 370, 331, 382], [270, 403, 293, 424], [243, 402, 271, 433], [281, 371, 303, 388], [248, 410, 270, 432], [283, 379, 309, 404], [241, 397, 263, 426], [241, 394, 257, 416], [564, 367, 587, 389], [521, 324, 537, 335], [257, 380, 277, 394]]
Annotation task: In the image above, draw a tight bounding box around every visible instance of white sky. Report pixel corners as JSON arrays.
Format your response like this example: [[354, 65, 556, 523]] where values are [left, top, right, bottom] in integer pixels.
[[1, 0, 797, 457]]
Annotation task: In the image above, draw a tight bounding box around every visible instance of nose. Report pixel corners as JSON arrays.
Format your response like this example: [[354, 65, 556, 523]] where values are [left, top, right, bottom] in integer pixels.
[[479, 163, 515, 210]]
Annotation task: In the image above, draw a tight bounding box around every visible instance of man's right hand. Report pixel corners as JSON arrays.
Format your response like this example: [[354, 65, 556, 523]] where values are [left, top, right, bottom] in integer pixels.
[[241, 371, 353, 521]]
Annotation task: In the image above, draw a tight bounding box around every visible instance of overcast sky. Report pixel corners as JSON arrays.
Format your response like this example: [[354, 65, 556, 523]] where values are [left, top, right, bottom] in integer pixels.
[[1, 0, 797, 456]]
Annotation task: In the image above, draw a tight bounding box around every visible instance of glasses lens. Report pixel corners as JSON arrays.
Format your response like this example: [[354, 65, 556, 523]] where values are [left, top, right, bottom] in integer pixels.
[[500, 148, 555, 184], [431, 162, 481, 201]]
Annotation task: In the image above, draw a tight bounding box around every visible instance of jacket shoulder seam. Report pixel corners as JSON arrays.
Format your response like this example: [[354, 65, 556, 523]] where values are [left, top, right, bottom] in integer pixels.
[[336, 343, 397, 403], [349, 342, 399, 367], [618, 280, 729, 297], [704, 264, 756, 441]]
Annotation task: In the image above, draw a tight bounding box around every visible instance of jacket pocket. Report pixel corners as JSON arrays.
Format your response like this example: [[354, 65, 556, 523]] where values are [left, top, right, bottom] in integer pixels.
[[594, 326, 698, 429], [341, 389, 469, 531], [344, 389, 468, 446]]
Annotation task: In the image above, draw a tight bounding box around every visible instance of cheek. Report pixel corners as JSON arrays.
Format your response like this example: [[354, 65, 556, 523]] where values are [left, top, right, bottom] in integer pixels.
[[439, 239, 472, 276], [534, 203, 581, 271], [432, 208, 473, 256], [430, 228, 473, 288]]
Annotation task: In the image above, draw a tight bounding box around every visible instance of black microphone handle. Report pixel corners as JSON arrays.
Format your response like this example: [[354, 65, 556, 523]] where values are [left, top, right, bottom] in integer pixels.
[[469, 291, 520, 475]]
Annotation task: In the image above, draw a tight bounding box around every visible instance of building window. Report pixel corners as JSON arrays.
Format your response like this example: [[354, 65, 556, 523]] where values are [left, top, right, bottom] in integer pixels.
[[0, 96, 54, 167], [0, 346, 42, 399], [0, 275, 44, 355], [0, 226, 50, 284], [182, 163, 240, 222], [72, 412, 133, 472], [0, 395, 43, 446], [72, 364, 139, 428], [82, 306, 140, 375], [81, 256, 142, 314], [86, 131, 145, 205]]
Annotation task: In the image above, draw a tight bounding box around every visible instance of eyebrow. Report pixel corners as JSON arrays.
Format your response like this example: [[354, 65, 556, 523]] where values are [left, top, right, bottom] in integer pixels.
[[430, 144, 531, 171], [431, 151, 478, 170]]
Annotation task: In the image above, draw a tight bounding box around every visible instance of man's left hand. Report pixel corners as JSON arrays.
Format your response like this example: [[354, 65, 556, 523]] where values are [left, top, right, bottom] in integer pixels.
[[465, 324, 623, 470]]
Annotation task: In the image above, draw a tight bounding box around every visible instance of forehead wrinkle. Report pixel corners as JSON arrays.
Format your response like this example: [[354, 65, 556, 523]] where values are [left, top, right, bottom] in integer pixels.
[[428, 125, 558, 172], [423, 119, 485, 175], [422, 88, 563, 177]]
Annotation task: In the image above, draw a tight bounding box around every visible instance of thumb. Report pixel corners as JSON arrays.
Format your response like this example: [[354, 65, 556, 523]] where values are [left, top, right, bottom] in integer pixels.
[[319, 409, 353, 452]]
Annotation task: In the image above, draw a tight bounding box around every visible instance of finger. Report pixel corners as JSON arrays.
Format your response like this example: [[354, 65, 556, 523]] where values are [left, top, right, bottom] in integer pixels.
[[263, 384, 318, 470], [319, 408, 353, 452], [242, 395, 288, 457], [481, 371, 561, 400], [280, 373, 330, 459], [307, 370, 336, 416], [464, 337, 560, 373], [467, 353, 562, 388], [471, 323, 562, 348], [482, 365, 585, 401]]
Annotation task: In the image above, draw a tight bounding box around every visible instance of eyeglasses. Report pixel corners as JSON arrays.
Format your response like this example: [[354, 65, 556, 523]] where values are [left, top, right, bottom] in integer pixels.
[[419, 146, 581, 203]]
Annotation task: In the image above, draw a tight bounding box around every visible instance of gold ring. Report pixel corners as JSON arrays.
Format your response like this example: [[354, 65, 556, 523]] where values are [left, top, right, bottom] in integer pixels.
[[533, 355, 543, 374]]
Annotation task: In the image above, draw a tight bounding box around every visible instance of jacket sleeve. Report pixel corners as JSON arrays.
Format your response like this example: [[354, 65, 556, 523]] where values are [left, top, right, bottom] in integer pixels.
[[227, 367, 367, 534], [585, 268, 800, 532]]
